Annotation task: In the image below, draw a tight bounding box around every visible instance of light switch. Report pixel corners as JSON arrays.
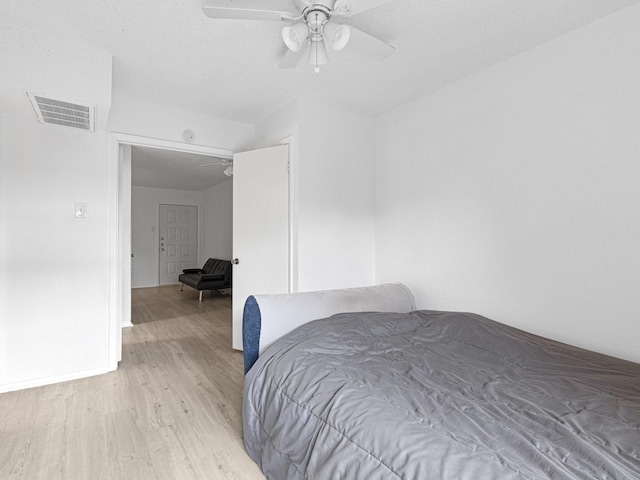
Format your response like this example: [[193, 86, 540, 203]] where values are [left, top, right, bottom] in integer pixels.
[[75, 202, 87, 218]]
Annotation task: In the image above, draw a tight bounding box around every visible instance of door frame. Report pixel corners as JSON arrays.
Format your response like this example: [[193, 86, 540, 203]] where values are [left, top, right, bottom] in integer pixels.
[[108, 132, 234, 369], [279, 135, 298, 294]]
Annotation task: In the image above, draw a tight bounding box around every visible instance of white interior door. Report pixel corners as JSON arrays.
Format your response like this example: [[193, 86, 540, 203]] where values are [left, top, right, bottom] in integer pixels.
[[232, 144, 290, 350], [159, 204, 198, 285]]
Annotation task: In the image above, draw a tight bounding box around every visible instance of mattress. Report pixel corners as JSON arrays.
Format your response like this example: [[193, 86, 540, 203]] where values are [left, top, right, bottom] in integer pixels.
[[243, 310, 640, 479]]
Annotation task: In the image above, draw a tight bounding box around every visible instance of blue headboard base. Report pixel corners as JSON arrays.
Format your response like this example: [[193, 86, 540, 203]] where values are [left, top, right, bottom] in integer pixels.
[[242, 295, 261, 374]]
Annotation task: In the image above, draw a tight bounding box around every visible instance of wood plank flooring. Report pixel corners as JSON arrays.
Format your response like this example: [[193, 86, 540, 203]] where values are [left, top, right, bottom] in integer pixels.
[[0, 286, 266, 480]]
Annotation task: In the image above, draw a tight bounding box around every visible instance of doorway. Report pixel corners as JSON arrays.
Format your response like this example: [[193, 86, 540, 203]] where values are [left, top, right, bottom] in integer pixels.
[[108, 133, 234, 367], [109, 133, 296, 367]]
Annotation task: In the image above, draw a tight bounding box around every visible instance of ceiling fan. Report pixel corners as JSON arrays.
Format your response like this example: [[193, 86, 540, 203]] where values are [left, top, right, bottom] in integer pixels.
[[200, 158, 234, 176], [202, 0, 397, 72]]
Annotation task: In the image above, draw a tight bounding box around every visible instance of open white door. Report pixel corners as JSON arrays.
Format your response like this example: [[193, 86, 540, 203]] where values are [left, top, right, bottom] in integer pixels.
[[232, 144, 290, 350]]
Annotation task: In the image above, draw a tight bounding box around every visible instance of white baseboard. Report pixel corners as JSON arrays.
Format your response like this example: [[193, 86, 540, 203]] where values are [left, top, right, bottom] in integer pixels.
[[0, 366, 113, 394], [122, 321, 134, 328]]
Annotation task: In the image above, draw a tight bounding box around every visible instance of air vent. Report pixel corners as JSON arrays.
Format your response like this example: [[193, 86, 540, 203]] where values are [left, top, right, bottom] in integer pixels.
[[26, 92, 95, 131]]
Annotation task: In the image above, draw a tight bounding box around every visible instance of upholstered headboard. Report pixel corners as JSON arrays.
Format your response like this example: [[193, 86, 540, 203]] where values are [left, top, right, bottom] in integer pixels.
[[242, 283, 416, 374]]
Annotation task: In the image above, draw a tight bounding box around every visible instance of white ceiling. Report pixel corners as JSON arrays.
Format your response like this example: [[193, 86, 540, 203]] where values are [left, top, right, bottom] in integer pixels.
[[3, 0, 639, 190], [131, 146, 231, 191], [4, 0, 638, 125]]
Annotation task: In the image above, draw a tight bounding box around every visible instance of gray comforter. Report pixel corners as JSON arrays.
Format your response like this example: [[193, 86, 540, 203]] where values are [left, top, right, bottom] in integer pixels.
[[243, 310, 640, 479]]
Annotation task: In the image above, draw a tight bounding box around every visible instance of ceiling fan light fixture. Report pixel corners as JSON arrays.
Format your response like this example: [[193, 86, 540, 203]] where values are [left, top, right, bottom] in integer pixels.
[[282, 22, 309, 52], [202, 1, 397, 72], [324, 22, 351, 51], [309, 39, 329, 73]]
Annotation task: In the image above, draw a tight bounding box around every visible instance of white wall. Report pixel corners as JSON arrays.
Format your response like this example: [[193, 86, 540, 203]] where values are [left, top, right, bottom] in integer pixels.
[[0, 116, 112, 390], [202, 179, 233, 261], [108, 96, 255, 152], [131, 186, 203, 288], [254, 98, 378, 293], [297, 98, 377, 291], [374, 6, 640, 363], [254, 100, 299, 150], [0, 19, 115, 391]]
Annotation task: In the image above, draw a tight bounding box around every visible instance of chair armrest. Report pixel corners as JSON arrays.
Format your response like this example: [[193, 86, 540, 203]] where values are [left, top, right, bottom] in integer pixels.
[[182, 268, 203, 274], [201, 274, 224, 281]]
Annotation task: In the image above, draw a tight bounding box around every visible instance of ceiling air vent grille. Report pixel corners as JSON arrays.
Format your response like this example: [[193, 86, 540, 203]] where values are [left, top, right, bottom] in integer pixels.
[[26, 92, 95, 131]]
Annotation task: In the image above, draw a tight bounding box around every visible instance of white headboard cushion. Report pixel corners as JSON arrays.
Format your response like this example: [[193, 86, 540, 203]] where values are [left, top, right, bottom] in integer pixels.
[[243, 283, 416, 373]]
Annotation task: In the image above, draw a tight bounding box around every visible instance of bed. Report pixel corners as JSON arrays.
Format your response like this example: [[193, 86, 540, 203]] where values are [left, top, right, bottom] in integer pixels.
[[241, 284, 640, 479]]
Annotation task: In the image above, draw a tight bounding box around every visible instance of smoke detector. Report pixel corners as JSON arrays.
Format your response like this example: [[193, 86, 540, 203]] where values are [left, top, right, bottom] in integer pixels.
[[26, 92, 95, 131]]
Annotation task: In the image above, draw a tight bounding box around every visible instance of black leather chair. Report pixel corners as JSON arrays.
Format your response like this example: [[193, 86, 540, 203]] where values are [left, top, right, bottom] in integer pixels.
[[179, 258, 232, 301]]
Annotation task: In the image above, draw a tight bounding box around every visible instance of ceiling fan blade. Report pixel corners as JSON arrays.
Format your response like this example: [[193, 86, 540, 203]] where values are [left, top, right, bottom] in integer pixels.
[[199, 160, 230, 167], [279, 42, 309, 69], [347, 26, 395, 61], [202, 6, 295, 21], [333, 0, 396, 17]]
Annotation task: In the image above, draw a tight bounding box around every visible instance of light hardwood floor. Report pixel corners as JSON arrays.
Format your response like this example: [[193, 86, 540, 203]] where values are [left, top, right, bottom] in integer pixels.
[[0, 286, 266, 480]]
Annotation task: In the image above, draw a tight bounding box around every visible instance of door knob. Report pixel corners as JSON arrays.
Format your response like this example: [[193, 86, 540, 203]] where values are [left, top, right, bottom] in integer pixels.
[[232, 258, 240, 265]]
